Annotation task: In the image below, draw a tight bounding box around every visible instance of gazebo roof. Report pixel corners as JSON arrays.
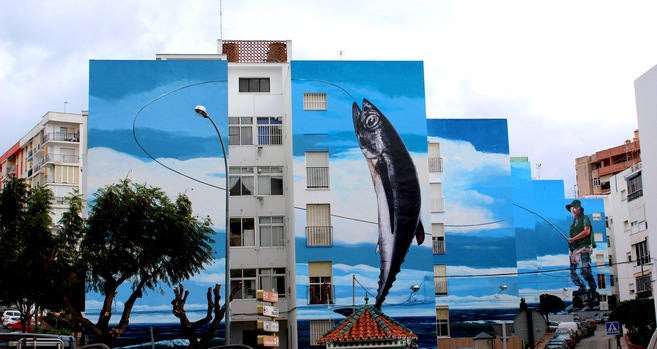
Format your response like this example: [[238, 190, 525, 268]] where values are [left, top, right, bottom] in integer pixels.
[[317, 305, 417, 345]]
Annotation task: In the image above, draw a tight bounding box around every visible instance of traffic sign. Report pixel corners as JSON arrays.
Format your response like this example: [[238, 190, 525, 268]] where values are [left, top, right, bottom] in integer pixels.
[[257, 289, 279, 303], [257, 335, 279, 347], [258, 304, 279, 318], [258, 320, 279, 333], [606, 321, 620, 335], [513, 309, 547, 343]]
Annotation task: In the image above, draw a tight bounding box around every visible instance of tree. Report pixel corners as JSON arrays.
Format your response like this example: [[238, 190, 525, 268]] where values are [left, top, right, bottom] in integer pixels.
[[611, 298, 656, 347], [171, 282, 242, 349], [0, 176, 58, 332], [64, 179, 216, 345], [538, 293, 565, 323]]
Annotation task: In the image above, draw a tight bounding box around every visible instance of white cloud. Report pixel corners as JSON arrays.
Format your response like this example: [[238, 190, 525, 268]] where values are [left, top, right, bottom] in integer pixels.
[[88, 147, 227, 224], [447, 266, 517, 277]]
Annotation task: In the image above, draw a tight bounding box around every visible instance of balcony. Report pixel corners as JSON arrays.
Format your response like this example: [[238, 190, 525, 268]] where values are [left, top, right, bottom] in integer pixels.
[[305, 226, 333, 247], [306, 167, 330, 189], [43, 132, 80, 143], [429, 157, 443, 172]]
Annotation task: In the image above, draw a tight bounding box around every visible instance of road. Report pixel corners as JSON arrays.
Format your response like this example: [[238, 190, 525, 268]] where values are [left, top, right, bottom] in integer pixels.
[[575, 324, 620, 349]]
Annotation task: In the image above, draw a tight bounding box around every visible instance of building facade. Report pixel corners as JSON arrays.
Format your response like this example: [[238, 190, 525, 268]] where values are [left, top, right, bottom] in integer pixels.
[[575, 131, 640, 197], [634, 63, 657, 319], [605, 162, 650, 302], [0, 111, 87, 221], [87, 40, 435, 348], [428, 119, 608, 340]]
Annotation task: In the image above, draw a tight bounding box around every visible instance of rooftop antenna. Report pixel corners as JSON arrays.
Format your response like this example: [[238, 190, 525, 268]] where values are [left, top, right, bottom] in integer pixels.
[[219, 0, 223, 40], [338, 50, 344, 60], [535, 162, 542, 179], [64, 100, 68, 113]]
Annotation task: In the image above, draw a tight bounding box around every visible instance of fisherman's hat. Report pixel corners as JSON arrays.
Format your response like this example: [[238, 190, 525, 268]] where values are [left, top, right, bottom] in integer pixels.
[[566, 199, 583, 212]]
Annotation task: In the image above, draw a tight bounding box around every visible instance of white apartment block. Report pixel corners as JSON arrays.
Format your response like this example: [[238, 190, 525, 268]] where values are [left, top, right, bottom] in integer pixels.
[[605, 163, 650, 301], [635, 64, 657, 317], [0, 111, 87, 222], [157, 40, 297, 346]]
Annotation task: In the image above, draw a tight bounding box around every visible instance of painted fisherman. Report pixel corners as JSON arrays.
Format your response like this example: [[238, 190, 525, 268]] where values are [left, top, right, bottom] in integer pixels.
[[566, 199, 598, 308]]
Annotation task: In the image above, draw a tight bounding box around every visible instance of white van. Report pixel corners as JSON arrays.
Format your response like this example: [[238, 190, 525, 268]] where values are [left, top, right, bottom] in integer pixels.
[[557, 321, 583, 340]]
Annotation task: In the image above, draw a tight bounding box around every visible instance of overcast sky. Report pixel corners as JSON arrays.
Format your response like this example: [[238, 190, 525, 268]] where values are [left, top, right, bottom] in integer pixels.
[[2, 0, 656, 194]]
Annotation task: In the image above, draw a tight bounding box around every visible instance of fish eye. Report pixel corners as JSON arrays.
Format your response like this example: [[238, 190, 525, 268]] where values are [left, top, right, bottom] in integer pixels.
[[365, 114, 379, 128]]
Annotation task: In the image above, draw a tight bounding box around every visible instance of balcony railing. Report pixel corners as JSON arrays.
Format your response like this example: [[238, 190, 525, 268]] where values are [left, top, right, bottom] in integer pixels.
[[429, 157, 443, 172], [43, 132, 80, 143], [306, 167, 330, 189], [433, 237, 445, 254], [222, 40, 288, 63], [305, 226, 333, 247], [434, 278, 448, 295]]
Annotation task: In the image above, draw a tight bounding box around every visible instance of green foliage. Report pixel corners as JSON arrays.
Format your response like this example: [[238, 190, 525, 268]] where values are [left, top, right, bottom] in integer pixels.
[[75, 178, 215, 344], [538, 293, 565, 322], [0, 176, 54, 330], [611, 298, 656, 347]]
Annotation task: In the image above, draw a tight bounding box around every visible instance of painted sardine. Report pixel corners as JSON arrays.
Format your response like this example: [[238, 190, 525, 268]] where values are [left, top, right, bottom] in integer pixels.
[[352, 99, 425, 308]]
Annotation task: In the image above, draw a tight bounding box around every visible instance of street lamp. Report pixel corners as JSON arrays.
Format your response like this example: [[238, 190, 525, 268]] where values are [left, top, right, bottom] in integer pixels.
[[194, 105, 231, 344]]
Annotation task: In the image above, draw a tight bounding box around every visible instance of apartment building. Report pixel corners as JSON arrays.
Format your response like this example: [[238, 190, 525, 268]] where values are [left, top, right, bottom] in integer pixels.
[[428, 119, 608, 342], [87, 40, 435, 348], [0, 111, 87, 221], [575, 130, 640, 197], [605, 163, 650, 302], [635, 63, 657, 318]]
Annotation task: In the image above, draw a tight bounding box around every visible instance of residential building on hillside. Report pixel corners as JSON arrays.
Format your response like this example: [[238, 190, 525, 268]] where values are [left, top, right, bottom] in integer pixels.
[[0, 111, 87, 221], [575, 130, 640, 197], [634, 63, 657, 318], [604, 162, 650, 303]]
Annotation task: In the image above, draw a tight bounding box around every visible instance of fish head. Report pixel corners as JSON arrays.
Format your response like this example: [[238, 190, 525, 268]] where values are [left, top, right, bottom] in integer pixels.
[[352, 99, 390, 159]]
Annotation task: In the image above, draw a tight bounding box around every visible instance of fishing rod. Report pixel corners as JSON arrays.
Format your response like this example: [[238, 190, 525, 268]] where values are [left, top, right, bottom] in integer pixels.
[[512, 203, 573, 250]]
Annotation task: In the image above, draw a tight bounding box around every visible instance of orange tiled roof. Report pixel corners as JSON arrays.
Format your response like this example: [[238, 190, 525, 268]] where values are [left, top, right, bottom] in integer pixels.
[[317, 305, 417, 345]]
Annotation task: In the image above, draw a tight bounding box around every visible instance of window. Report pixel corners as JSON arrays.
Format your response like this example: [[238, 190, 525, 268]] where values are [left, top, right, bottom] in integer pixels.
[[436, 306, 450, 337], [239, 78, 270, 92], [636, 275, 651, 295], [596, 254, 605, 268], [257, 166, 283, 195], [231, 269, 257, 299], [306, 204, 332, 247], [229, 167, 254, 196], [634, 240, 650, 265], [610, 274, 615, 287], [431, 183, 444, 212], [259, 268, 286, 297], [592, 212, 601, 221], [259, 216, 284, 247], [434, 264, 447, 295], [627, 172, 643, 201], [592, 177, 601, 186], [306, 151, 329, 189], [230, 217, 255, 247], [428, 142, 442, 172], [310, 320, 334, 345], [432, 223, 445, 254], [257, 117, 282, 145], [309, 262, 333, 305], [597, 274, 606, 289], [303, 93, 327, 111], [54, 165, 79, 184], [229, 117, 253, 145]]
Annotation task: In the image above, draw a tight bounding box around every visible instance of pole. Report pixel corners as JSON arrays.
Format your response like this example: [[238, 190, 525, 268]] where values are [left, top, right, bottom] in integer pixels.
[[196, 106, 230, 344]]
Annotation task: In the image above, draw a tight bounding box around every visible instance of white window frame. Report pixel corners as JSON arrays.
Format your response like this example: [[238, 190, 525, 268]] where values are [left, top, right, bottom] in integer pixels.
[[259, 216, 285, 247], [303, 93, 328, 111]]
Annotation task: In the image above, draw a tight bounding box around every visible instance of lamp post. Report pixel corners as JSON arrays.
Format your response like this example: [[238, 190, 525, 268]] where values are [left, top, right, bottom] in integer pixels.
[[194, 105, 231, 344]]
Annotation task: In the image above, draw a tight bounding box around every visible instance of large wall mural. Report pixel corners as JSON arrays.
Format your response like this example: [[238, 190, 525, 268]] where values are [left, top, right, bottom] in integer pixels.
[[88, 60, 229, 324], [428, 119, 607, 338], [291, 61, 435, 347]]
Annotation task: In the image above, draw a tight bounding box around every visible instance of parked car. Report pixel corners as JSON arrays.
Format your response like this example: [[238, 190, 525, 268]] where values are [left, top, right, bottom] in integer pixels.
[[8, 318, 36, 332], [552, 328, 576, 349], [545, 339, 570, 349], [557, 322, 583, 341], [2, 310, 21, 328]]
